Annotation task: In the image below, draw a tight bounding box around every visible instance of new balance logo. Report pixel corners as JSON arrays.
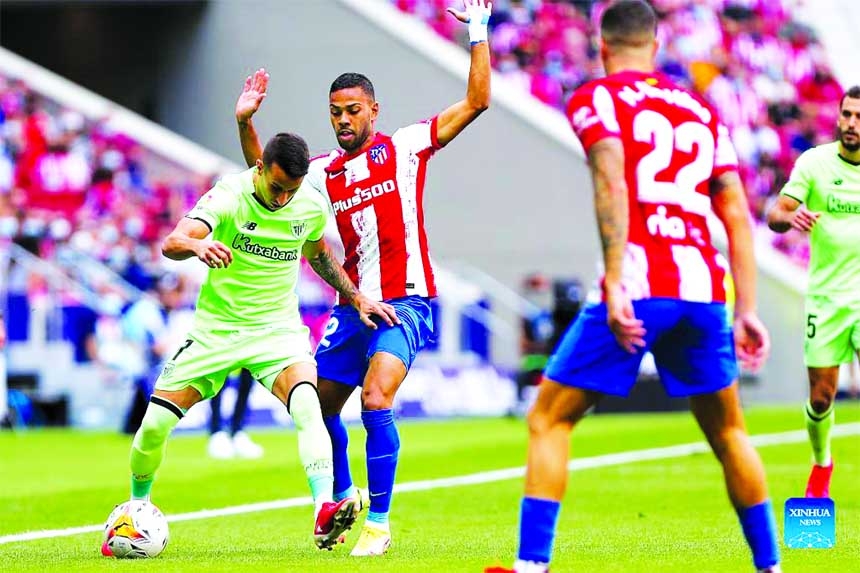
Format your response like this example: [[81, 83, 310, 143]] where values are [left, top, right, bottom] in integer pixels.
[[833, 179, 843, 186], [241, 221, 257, 230]]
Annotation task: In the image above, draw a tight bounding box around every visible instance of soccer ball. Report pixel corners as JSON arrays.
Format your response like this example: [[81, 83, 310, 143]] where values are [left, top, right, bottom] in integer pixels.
[[102, 500, 169, 558]]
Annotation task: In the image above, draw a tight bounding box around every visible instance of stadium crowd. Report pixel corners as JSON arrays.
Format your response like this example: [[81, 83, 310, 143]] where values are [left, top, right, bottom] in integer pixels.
[[0, 74, 334, 362], [393, 0, 841, 263], [0, 0, 842, 390]]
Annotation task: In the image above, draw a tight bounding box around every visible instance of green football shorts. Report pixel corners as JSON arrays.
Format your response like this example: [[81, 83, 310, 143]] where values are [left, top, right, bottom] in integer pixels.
[[155, 324, 315, 399], [804, 295, 860, 367]]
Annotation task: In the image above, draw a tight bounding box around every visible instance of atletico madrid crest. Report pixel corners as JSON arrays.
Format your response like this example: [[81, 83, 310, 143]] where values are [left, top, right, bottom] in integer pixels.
[[369, 144, 388, 165]]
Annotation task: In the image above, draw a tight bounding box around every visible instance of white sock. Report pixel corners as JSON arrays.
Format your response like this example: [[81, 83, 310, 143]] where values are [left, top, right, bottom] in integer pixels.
[[287, 383, 333, 508], [514, 559, 549, 573]]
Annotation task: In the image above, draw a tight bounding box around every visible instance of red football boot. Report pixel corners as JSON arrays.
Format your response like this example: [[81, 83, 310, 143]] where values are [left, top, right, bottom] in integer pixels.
[[313, 497, 358, 550]]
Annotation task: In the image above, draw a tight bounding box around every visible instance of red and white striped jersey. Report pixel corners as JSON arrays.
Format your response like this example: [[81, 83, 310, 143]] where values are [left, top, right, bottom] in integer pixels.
[[567, 71, 739, 303], [305, 118, 441, 301]]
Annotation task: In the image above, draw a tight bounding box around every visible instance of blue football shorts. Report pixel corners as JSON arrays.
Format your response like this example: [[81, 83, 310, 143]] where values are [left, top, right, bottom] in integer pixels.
[[544, 298, 737, 397], [315, 295, 436, 387]]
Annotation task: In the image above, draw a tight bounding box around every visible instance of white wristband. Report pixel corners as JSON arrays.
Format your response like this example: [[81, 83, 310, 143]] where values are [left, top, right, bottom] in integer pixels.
[[468, 21, 488, 44]]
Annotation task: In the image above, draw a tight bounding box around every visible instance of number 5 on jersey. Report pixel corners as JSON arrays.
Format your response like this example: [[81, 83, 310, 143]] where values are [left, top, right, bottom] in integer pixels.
[[807, 314, 817, 339]]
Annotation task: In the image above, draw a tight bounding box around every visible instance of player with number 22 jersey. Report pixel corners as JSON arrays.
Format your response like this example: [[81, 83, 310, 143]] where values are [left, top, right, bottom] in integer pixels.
[[490, 4, 777, 572], [568, 71, 737, 304], [554, 69, 744, 398]]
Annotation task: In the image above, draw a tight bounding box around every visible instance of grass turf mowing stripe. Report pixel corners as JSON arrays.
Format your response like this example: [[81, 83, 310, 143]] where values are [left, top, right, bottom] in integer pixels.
[[2, 422, 857, 546]]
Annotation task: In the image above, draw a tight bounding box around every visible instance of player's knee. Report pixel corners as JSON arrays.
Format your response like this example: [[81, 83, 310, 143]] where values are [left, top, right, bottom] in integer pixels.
[[137, 408, 173, 446], [707, 425, 747, 460], [527, 407, 558, 436], [809, 394, 834, 414], [361, 385, 394, 410]]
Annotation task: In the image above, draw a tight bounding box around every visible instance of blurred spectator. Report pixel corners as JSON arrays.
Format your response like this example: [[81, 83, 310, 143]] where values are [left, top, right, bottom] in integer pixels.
[[120, 272, 189, 434], [393, 0, 842, 266], [511, 272, 554, 416]]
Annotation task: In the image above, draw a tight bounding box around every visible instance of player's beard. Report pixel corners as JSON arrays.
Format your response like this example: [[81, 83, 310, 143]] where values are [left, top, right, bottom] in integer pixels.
[[840, 129, 860, 152], [338, 126, 370, 153]]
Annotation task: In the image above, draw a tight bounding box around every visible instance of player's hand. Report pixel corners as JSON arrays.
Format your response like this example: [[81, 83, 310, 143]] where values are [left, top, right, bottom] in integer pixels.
[[789, 204, 820, 233], [605, 283, 646, 354], [195, 240, 233, 269], [733, 312, 770, 372], [351, 294, 401, 329], [236, 68, 269, 124], [446, 0, 492, 24], [448, 0, 492, 44]]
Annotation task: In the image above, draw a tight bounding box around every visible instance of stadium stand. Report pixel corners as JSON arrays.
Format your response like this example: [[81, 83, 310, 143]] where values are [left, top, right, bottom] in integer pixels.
[[0, 62, 507, 428], [391, 0, 841, 265]]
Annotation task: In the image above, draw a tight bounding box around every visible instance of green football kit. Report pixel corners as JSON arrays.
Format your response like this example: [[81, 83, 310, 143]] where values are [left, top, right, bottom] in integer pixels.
[[155, 167, 329, 398], [781, 142, 860, 367]]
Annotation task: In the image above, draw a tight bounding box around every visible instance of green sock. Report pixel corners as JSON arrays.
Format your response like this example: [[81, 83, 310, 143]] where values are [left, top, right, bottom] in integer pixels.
[[805, 400, 835, 466], [129, 398, 184, 500], [287, 382, 334, 508]]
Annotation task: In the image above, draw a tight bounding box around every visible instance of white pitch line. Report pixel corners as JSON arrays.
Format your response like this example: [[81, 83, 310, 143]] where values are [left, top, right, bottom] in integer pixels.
[[2, 422, 858, 546]]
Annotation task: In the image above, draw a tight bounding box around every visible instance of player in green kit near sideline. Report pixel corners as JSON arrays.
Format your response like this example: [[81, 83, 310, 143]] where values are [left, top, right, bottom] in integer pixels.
[[115, 132, 399, 553], [767, 85, 860, 498]]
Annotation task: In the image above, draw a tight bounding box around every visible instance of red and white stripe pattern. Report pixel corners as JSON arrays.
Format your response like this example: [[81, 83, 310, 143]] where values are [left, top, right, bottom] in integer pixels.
[[306, 118, 441, 301], [568, 71, 739, 304]]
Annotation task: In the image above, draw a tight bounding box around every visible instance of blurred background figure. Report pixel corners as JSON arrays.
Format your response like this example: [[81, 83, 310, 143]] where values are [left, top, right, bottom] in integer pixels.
[[120, 272, 189, 434], [208, 368, 263, 460], [511, 273, 584, 416], [511, 273, 553, 416]]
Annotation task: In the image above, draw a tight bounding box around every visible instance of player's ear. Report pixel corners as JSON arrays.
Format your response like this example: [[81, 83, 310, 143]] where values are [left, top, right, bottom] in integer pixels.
[[651, 38, 659, 60], [371, 100, 379, 122], [255, 158, 264, 173]]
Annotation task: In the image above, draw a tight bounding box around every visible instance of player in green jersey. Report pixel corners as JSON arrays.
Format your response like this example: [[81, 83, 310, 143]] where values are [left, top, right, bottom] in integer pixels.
[[767, 85, 860, 498], [120, 132, 399, 551]]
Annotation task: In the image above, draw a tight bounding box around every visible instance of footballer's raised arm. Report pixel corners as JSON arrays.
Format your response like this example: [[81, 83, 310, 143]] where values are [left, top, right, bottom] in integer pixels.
[[435, 0, 492, 147], [236, 68, 268, 167]]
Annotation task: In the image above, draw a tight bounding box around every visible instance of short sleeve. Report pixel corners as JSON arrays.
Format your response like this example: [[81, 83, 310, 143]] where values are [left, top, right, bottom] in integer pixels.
[[186, 180, 237, 232], [391, 117, 440, 154], [567, 83, 621, 153], [307, 204, 329, 242], [305, 158, 329, 198], [713, 123, 739, 177], [780, 150, 813, 204]]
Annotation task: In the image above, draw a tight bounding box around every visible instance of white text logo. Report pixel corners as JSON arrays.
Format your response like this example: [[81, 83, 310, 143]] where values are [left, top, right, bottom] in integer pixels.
[[332, 179, 396, 214], [646, 205, 686, 239]]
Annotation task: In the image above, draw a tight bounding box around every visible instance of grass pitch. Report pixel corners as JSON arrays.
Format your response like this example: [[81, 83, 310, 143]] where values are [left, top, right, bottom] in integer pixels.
[[1, 402, 857, 572]]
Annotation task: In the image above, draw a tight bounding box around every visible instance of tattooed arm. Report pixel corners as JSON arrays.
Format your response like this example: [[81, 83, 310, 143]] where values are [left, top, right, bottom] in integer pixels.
[[588, 138, 628, 290], [302, 239, 399, 328], [303, 238, 358, 303], [587, 137, 645, 353]]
